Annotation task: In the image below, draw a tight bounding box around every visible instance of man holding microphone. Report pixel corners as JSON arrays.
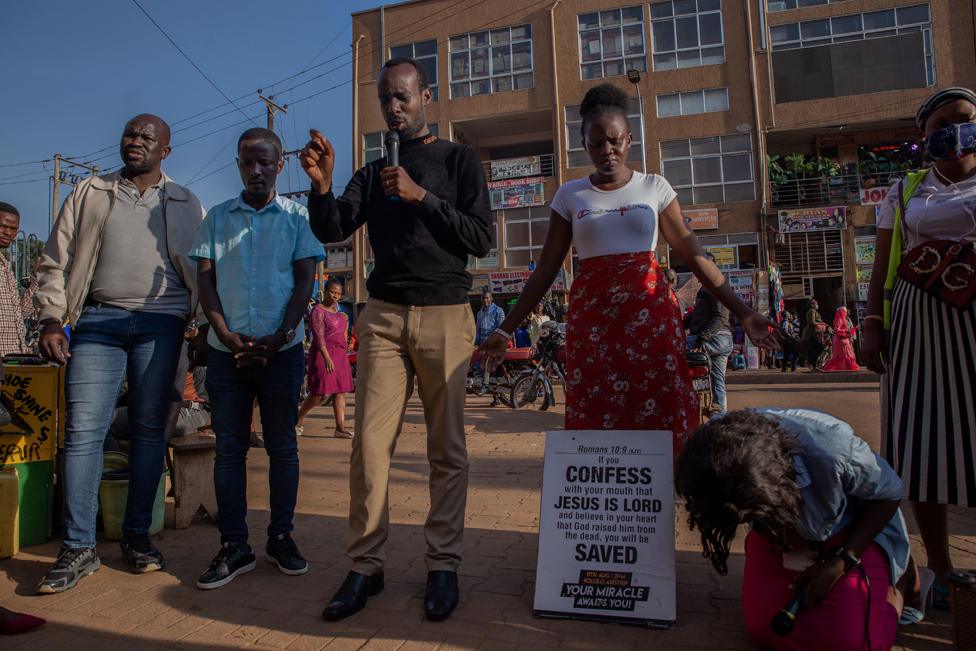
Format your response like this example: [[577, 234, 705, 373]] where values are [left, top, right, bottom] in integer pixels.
[[301, 57, 492, 622]]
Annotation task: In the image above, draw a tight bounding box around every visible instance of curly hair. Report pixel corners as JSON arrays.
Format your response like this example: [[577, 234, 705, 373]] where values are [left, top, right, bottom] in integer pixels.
[[675, 410, 800, 575], [579, 83, 630, 138]]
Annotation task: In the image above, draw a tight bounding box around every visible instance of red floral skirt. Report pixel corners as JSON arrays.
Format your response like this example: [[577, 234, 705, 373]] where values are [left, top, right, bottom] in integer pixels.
[[565, 251, 698, 453]]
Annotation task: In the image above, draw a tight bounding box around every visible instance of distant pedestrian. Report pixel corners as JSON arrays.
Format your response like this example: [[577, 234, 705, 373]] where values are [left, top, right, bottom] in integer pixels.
[[475, 290, 504, 345], [0, 202, 35, 356], [823, 306, 859, 371], [527, 302, 549, 347], [800, 298, 825, 369], [687, 253, 733, 413]]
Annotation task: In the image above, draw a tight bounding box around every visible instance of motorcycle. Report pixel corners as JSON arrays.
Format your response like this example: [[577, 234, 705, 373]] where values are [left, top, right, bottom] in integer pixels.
[[510, 322, 566, 410], [467, 346, 535, 407], [686, 350, 713, 423]]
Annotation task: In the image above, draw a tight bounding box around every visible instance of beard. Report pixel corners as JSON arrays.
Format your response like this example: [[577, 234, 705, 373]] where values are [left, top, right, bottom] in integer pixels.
[[397, 111, 428, 141]]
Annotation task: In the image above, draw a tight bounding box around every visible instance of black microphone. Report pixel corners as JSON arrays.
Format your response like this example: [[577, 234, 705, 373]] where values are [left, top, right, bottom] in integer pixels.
[[384, 131, 400, 202], [771, 582, 807, 636]]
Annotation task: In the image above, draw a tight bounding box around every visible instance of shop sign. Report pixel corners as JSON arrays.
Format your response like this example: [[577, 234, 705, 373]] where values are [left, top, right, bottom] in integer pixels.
[[683, 208, 719, 231], [705, 246, 737, 268], [856, 266, 873, 282], [854, 237, 876, 266], [777, 206, 846, 233], [533, 430, 676, 627], [470, 274, 492, 294], [858, 186, 888, 205], [489, 177, 545, 210], [1, 366, 62, 465], [478, 249, 499, 269], [729, 271, 755, 308], [858, 282, 870, 302], [491, 156, 542, 181], [489, 270, 566, 294]]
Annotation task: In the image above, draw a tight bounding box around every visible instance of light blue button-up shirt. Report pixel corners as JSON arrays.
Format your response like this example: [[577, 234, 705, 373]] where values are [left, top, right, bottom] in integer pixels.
[[756, 407, 911, 583], [189, 193, 325, 352]]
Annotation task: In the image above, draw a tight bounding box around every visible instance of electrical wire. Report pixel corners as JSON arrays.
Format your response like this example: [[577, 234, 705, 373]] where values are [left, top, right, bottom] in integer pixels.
[[187, 160, 236, 186]]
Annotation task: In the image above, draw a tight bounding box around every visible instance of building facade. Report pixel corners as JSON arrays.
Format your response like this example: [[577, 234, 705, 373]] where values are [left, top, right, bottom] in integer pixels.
[[330, 0, 975, 319]]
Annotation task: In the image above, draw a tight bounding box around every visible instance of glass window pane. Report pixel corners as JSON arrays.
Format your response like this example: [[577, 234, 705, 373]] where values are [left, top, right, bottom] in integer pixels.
[[364, 132, 381, 148], [579, 12, 600, 30], [506, 249, 531, 267], [511, 24, 531, 41], [601, 9, 621, 27], [770, 23, 800, 43], [701, 46, 724, 66], [897, 5, 929, 25], [626, 56, 647, 72], [622, 24, 645, 55], [650, 2, 673, 19], [470, 31, 489, 48], [657, 93, 681, 117], [604, 59, 624, 77], [699, 0, 721, 9], [724, 181, 755, 202], [675, 16, 699, 49], [451, 52, 469, 79], [602, 28, 623, 57], [365, 149, 382, 163], [654, 52, 677, 70], [512, 42, 532, 71], [471, 79, 491, 95], [419, 57, 437, 86], [681, 90, 705, 114], [674, 0, 696, 15], [798, 0, 827, 6], [514, 72, 534, 89], [449, 36, 467, 52], [471, 48, 489, 76], [691, 136, 721, 155], [451, 82, 470, 98], [693, 185, 724, 204], [704, 88, 728, 111], [627, 144, 643, 163], [722, 153, 753, 182], [491, 28, 510, 45], [676, 49, 700, 68], [390, 44, 412, 59], [530, 220, 548, 246], [492, 45, 511, 73], [800, 19, 830, 40], [493, 76, 513, 93], [581, 30, 602, 61], [568, 150, 591, 167], [699, 12, 723, 46], [721, 133, 752, 152], [506, 221, 530, 247], [663, 159, 692, 186], [831, 15, 862, 35], [864, 10, 895, 31], [652, 20, 676, 51], [693, 157, 722, 184], [622, 5, 643, 24], [414, 40, 436, 57], [661, 139, 690, 158], [581, 62, 602, 79]]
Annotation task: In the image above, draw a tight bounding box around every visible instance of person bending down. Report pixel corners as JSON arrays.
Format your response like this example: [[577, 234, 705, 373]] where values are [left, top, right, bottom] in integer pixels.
[[677, 409, 922, 651]]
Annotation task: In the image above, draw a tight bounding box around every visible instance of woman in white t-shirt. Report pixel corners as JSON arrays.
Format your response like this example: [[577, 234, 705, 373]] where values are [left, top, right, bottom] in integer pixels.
[[482, 84, 776, 450]]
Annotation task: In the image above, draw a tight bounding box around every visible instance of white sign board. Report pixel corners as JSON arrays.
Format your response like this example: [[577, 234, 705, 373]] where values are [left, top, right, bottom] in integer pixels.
[[491, 155, 542, 181], [533, 430, 676, 627]]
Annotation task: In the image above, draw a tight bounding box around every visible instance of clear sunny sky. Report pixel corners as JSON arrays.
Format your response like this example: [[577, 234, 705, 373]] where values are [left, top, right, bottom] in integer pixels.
[[0, 0, 390, 236]]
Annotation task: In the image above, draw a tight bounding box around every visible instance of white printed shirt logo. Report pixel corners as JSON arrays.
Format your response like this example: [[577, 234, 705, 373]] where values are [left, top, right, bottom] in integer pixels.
[[576, 204, 652, 220]]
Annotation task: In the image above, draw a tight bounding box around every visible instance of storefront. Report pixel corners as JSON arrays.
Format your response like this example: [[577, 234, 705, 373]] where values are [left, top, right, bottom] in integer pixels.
[[771, 206, 848, 320]]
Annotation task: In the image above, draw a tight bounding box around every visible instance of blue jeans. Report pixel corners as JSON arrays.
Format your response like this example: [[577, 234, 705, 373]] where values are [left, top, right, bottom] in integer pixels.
[[702, 332, 733, 411], [206, 345, 303, 544], [62, 306, 184, 549]]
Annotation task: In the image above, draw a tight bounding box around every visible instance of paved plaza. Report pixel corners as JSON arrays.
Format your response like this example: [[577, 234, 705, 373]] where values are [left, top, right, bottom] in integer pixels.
[[1, 378, 972, 650]]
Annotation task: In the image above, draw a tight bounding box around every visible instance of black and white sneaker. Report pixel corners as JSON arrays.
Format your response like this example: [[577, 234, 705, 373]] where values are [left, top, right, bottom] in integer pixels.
[[266, 533, 308, 576], [121, 535, 165, 573], [37, 545, 101, 594], [196, 542, 256, 590]]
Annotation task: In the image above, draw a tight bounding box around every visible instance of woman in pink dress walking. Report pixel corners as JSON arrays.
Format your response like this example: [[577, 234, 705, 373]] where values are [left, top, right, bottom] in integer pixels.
[[823, 306, 860, 372], [297, 278, 355, 438]]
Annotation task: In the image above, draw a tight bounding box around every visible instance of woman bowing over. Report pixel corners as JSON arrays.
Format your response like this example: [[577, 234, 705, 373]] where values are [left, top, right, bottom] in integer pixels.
[[482, 84, 776, 449]]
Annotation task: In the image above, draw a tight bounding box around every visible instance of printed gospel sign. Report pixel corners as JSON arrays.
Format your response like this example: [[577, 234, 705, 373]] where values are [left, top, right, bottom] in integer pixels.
[[533, 430, 676, 627]]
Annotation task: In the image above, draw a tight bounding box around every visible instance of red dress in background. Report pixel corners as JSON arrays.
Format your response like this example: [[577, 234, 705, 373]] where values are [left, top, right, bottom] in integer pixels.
[[824, 307, 860, 372], [306, 304, 354, 396]]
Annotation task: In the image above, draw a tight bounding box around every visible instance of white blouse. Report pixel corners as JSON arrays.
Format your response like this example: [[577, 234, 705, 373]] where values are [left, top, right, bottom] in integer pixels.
[[877, 169, 976, 249]]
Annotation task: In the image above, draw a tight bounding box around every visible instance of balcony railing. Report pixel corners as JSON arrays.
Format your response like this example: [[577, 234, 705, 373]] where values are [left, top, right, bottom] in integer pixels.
[[769, 171, 915, 209], [482, 153, 555, 181]]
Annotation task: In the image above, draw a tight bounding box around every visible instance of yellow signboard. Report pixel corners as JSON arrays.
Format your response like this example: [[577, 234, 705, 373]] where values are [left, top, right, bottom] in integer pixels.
[[1, 365, 64, 465], [705, 246, 737, 268]]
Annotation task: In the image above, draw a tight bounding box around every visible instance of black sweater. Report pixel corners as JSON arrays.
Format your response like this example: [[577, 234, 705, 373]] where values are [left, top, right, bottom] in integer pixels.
[[307, 134, 492, 306]]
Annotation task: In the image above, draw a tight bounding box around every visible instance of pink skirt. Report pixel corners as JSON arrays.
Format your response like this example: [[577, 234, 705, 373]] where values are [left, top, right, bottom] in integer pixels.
[[742, 531, 897, 651], [306, 341, 354, 396]]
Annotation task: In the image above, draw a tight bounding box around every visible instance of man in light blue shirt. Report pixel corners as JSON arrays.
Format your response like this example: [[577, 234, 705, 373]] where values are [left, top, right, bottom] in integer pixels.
[[475, 290, 504, 345], [189, 127, 323, 591]]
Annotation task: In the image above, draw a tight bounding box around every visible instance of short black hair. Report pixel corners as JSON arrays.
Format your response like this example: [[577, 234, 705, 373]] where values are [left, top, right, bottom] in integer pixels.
[[0, 201, 20, 218], [579, 83, 630, 137], [238, 127, 282, 156], [380, 57, 429, 91], [325, 277, 344, 290]]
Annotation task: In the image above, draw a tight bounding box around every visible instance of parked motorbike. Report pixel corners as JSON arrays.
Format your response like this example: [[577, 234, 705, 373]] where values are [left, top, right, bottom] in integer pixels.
[[686, 350, 713, 423], [510, 322, 566, 410], [467, 347, 535, 407]]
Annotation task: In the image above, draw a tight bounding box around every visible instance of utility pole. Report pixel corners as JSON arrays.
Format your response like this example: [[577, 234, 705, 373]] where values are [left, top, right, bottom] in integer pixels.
[[257, 91, 288, 131], [50, 155, 98, 231]]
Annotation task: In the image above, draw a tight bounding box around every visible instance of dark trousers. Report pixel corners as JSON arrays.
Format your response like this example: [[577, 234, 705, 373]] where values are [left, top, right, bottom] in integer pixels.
[[206, 345, 304, 544]]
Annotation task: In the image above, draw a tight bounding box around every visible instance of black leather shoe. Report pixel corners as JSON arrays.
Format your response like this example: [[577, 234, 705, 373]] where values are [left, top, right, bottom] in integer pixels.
[[425, 570, 459, 621], [322, 571, 384, 621]]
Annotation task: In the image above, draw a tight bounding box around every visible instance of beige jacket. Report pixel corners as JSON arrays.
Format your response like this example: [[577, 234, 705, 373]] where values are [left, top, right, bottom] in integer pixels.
[[35, 170, 205, 325]]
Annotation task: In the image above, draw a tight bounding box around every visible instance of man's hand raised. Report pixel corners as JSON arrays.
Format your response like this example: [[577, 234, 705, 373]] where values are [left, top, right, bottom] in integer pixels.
[[300, 129, 335, 195]]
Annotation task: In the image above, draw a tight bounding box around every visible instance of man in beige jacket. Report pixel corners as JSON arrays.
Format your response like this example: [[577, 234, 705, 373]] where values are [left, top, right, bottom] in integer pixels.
[[34, 114, 207, 594]]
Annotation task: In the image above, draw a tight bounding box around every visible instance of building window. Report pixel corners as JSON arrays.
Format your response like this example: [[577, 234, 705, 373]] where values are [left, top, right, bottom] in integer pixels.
[[670, 232, 760, 272], [650, 0, 725, 71], [661, 134, 755, 206], [578, 6, 647, 80], [767, 0, 850, 12], [449, 25, 533, 98], [564, 99, 643, 168], [504, 204, 549, 268], [770, 3, 934, 84], [389, 39, 438, 101], [362, 124, 439, 164], [656, 87, 729, 117]]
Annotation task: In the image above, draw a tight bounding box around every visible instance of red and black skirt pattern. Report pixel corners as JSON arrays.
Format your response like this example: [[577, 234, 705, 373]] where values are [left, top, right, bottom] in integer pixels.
[[564, 251, 698, 454]]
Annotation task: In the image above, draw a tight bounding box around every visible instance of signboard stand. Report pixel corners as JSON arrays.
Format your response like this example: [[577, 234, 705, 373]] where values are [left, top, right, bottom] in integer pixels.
[[533, 430, 675, 628]]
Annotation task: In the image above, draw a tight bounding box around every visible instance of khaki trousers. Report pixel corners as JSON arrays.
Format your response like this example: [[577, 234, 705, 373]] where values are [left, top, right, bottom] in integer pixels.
[[348, 298, 475, 574]]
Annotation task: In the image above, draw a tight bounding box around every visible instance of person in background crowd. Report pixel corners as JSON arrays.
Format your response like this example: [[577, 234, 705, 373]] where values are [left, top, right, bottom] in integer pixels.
[[475, 290, 504, 346], [190, 127, 322, 590], [687, 253, 734, 414], [677, 409, 918, 651], [297, 277, 354, 439], [527, 302, 549, 347], [0, 202, 36, 357], [778, 311, 800, 373], [800, 298, 825, 371], [823, 306, 860, 372], [33, 115, 207, 593], [301, 57, 492, 622], [483, 83, 775, 449], [863, 87, 976, 607], [514, 318, 532, 348]]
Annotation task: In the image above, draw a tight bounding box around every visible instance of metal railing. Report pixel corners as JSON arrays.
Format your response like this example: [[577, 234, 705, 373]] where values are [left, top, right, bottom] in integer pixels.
[[482, 153, 555, 181], [769, 171, 915, 208]]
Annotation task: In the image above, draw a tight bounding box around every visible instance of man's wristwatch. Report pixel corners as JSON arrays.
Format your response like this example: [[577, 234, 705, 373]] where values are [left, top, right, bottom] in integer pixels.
[[276, 326, 296, 343], [828, 546, 862, 572]]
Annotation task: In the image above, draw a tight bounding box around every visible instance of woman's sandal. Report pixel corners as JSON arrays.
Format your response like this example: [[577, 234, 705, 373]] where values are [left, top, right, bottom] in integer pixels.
[[899, 566, 935, 626], [334, 429, 354, 440]]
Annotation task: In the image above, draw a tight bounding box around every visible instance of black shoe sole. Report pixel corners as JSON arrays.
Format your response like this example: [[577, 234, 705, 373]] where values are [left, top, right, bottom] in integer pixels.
[[196, 559, 256, 590], [265, 553, 309, 576]]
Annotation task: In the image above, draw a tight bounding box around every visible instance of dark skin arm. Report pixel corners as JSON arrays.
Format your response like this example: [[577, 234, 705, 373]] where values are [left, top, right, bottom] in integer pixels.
[[39, 322, 70, 366], [861, 227, 894, 374], [248, 257, 317, 364], [197, 258, 263, 366]]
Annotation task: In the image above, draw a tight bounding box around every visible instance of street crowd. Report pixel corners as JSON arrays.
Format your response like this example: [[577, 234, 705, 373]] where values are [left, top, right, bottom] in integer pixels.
[[1, 58, 974, 651]]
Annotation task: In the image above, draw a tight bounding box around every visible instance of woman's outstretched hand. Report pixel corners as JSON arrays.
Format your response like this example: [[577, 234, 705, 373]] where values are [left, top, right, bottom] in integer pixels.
[[481, 333, 508, 372], [740, 310, 782, 351]]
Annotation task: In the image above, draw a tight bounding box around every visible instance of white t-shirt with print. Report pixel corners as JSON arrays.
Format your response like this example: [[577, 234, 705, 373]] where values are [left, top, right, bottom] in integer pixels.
[[550, 171, 677, 260], [876, 169, 976, 249]]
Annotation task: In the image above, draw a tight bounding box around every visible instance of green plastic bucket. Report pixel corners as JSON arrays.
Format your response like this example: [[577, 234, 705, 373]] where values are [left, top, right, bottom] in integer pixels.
[[98, 452, 167, 540]]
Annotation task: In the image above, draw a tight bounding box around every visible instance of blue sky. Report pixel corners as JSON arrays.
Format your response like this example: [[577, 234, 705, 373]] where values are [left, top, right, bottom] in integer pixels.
[[0, 0, 386, 236]]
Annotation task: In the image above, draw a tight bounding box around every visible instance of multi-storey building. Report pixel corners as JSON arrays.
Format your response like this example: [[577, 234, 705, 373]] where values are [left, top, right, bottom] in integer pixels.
[[328, 0, 975, 320]]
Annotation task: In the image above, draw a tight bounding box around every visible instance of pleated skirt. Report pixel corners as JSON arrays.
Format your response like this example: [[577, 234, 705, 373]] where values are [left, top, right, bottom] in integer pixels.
[[881, 278, 976, 505]]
